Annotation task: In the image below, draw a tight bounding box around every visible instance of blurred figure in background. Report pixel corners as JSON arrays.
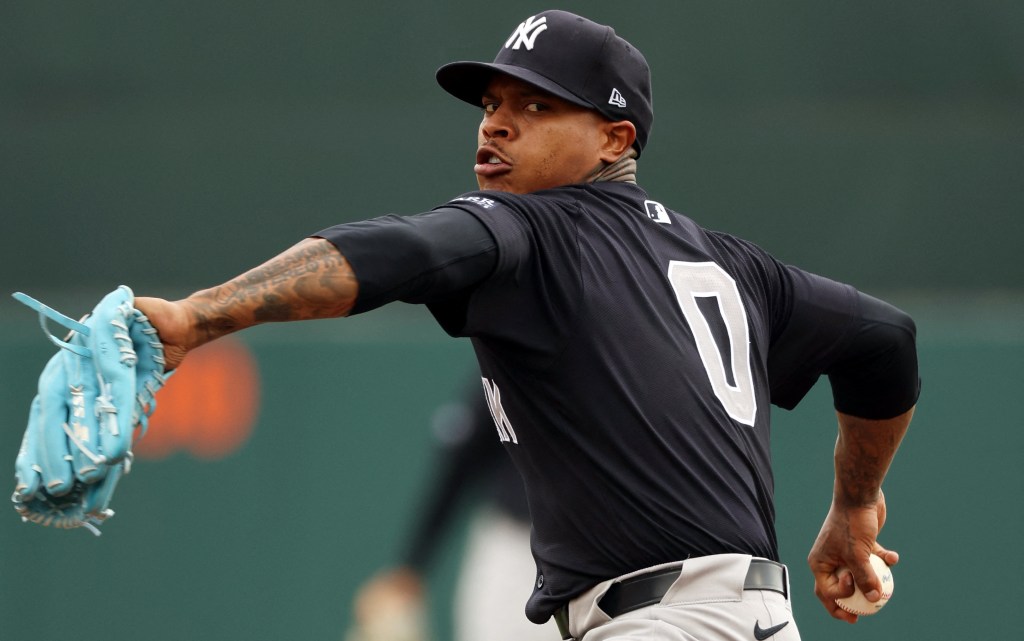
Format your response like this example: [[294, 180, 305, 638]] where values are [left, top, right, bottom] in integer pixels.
[[346, 379, 555, 641]]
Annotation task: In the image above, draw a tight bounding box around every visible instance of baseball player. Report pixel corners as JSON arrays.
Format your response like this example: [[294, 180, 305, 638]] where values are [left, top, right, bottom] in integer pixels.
[[18, 9, 919, 641], [349, 381, 554, 641]]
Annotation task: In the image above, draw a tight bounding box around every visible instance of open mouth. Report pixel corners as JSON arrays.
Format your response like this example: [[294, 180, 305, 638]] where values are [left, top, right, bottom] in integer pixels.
[[476, 146, 509, 166], [475, 147, 511, 176]]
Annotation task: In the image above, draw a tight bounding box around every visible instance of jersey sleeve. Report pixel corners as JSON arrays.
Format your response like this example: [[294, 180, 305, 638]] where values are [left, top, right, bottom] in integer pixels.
[[313, 207, 498, 314], [425, 192, 557, 339], [766, 267, 862, 410], [767, 266, 920, 418], [438, 194, 537, 293], [825, 291, 920, 419]]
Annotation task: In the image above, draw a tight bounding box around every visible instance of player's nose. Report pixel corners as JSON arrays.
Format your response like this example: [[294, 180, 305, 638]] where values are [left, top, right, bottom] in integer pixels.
[[480, 108, 514, 140]]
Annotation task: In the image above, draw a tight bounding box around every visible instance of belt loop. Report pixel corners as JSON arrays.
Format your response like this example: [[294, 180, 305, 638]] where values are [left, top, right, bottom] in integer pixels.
[[554, 604, 573, 640]]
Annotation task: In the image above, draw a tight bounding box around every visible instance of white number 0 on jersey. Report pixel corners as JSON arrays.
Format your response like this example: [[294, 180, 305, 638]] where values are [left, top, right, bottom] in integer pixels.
[[667, 261, 757, 426]]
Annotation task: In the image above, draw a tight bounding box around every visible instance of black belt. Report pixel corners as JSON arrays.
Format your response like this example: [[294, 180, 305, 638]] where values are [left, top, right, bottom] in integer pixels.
[[554, 559, 787, 640]]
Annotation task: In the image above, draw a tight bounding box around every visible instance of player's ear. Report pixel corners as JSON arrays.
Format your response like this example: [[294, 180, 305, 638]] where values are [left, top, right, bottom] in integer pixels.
[[599, 120, 637, 163]]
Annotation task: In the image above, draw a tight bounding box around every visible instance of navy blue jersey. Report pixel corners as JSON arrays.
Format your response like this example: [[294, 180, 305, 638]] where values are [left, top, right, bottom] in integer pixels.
[[426, 183, 859, 622], [319, 181, 868, 623]]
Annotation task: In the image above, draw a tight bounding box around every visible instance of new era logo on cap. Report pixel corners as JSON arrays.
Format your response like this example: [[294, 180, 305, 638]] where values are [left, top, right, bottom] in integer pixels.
[[609, 88, 627, 108]]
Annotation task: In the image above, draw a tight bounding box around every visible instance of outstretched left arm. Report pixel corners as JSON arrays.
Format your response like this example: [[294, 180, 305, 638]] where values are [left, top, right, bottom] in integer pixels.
[[136, 237, 357, 371]]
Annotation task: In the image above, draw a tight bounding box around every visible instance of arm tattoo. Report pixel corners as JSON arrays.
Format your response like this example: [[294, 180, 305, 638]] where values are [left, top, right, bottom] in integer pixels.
[[187, 238, 357, 341], [835, 444, 886, 506], [833, 411, 909, 507]]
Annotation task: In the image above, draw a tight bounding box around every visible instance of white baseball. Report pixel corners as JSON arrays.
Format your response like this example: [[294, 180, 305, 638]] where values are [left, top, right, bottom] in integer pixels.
[[834, 553, 894, 616]]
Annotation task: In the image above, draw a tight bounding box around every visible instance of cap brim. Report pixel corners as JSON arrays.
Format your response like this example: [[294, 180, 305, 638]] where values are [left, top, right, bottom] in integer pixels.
[[436, 61, 592, 110]]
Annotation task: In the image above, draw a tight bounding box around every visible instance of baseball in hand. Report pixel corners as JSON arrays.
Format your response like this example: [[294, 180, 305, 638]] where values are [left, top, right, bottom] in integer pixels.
[[835, 553, 894, 616]]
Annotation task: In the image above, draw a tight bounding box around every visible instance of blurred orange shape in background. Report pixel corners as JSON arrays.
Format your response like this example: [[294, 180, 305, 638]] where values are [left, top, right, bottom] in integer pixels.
[[134, 336, 260, 460]]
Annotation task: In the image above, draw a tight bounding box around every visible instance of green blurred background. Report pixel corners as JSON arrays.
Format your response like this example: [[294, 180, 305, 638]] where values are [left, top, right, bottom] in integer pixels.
[[1, 1, 1021, 640]]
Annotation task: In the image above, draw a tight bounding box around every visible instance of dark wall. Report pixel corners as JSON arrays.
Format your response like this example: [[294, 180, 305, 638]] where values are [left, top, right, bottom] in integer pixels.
[[3, 1, 1021, 295]]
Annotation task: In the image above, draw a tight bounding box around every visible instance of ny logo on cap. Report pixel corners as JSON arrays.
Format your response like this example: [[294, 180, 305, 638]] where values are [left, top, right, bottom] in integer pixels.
[[505, 15, 548, 51]]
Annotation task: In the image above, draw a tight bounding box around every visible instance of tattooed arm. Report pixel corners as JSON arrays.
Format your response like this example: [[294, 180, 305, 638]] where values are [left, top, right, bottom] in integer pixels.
[[135, 238, 356, 371], [808, 407, 914, 623], [135, 209, 498, 370]]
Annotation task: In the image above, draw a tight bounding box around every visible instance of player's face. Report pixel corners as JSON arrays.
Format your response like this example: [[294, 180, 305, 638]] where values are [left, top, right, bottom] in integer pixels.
[[474, 75, 616, 194]]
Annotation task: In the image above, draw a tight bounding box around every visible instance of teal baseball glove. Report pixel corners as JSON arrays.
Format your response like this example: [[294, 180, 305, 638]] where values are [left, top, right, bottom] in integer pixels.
[[11, 286, 169, 534]]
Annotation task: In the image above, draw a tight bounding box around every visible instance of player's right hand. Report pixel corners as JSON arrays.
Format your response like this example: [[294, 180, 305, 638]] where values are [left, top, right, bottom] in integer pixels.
[[808, 489, 898, 623]]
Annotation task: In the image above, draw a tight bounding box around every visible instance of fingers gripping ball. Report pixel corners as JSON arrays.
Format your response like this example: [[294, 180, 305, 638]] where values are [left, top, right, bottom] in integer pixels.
[[11, 286, 169, 535], [835, 553, 895, 616]]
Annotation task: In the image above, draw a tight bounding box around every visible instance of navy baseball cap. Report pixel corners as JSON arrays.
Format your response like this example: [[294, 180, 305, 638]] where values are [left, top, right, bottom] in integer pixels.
[[436, 10, 654, 155]]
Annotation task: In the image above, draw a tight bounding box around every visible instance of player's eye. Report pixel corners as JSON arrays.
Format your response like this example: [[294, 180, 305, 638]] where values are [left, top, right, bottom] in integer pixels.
[[525, 102, 548, 112], [482, 102, 499, 114]]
